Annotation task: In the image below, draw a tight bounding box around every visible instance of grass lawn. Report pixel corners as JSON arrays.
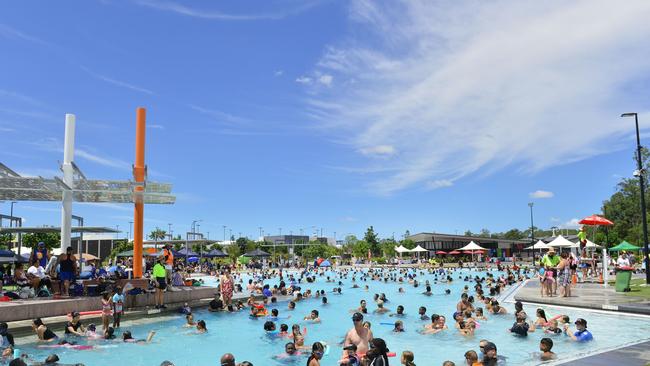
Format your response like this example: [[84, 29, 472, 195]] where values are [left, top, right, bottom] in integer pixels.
[[608, 278, 650, 299]]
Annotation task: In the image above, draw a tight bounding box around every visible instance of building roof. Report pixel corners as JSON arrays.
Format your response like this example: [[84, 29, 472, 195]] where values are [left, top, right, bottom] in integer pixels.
[[407, 232, 528, 245], [0, 226, 119, 234]]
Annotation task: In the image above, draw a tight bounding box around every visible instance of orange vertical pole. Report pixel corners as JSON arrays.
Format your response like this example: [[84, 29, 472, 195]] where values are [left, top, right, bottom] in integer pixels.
[[133, 107, 146, 278]]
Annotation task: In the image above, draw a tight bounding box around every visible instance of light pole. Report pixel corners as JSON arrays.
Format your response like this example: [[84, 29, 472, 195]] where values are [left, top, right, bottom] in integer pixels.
[[279, 227, 282, 236], [129, 221, 133, 241], [528, 202, 535, 243], [168, 223, 173, 240], [622, 112, 650, 284], [223, 225, 227, 243], [259, 227, 263, 241]]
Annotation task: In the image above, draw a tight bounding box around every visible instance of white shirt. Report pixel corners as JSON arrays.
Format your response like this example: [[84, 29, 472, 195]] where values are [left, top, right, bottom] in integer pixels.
[[616, 257, 630, 267], [28, 265, 46, 279]]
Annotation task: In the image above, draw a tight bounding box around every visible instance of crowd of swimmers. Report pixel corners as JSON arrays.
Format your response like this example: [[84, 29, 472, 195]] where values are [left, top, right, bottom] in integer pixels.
[[1, 265, 596, 365]]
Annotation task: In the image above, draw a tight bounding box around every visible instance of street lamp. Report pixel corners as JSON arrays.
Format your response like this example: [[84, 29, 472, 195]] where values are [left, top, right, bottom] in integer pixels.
[[528, 202, 535, 244], [129, 221, 133, 241], [9, 201, 16, 228], [223, 225, 227, 243], [622, 112, 650, 285]]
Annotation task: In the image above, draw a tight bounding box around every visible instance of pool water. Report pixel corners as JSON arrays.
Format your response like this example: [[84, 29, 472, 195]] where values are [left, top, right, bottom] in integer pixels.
[[13, 268, 650, 366]]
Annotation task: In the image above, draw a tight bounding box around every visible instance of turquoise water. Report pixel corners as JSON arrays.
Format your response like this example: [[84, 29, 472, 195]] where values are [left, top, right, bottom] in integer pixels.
[[12, 268, 650, 366]]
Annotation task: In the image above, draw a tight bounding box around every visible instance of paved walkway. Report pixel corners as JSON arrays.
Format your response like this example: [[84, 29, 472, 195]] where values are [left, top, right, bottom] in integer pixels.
[[556, 340, 650, 366], [514, 280, 650, 315]]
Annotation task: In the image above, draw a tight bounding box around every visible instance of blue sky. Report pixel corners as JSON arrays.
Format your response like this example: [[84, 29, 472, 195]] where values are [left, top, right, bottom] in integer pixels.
[[1, 0, 650, 241]]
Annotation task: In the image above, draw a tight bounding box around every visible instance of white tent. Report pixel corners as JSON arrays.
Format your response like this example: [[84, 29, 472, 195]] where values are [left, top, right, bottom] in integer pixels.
[[570, 240, 602, 249], [411, 245, 428, 253], [457, 241, 487, 251], [547, 235, 574, 248], [524, 240, 551, 250]]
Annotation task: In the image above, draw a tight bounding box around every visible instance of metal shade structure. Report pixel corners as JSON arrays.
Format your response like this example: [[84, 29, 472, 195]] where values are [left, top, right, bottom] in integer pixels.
[[609, 241, 641, 252], [243, 248, 271, 257], [547, 235, 575, 248]]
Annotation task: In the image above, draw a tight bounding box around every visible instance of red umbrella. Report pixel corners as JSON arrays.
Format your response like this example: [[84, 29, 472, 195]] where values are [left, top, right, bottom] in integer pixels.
[[435, 250, 447, 255], [462, 250, 474, 254], [579, 215, 614, 226], [448, 250, 461, 255]]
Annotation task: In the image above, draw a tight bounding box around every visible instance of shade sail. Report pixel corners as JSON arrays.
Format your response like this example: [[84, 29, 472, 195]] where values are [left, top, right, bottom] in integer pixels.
[[579, 215, 614, 226], [524, 240, 551, 250], [394, 245, 411, 253], [609, 241, 641, 252], [457, 241, 487, 251], [547, 235, 575, 248], [243, 248, 270, 257], [411, 245, 428, 253]]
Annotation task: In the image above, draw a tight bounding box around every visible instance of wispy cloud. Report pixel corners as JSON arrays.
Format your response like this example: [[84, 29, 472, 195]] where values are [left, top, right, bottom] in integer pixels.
[[148, 124, 165, 130], [135, 0, 321, 21], [305, 1, 650, 195], [274, 70, 284, 77], [189, 104, 249, 126], [0, 23, 50, 45], [529, 190, 554, 199], [425, 179, 454, 190], [81, 66, 154, 95], [359, 145, 396, 157], [77, 202, 132, 212], [559, 218, 580, 229], [33, 137, 130, 171], [0, 89, 45, 107]]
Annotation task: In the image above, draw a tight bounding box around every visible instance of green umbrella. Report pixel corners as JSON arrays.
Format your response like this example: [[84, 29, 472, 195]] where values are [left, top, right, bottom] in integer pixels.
[[608, 241, 641, 252]]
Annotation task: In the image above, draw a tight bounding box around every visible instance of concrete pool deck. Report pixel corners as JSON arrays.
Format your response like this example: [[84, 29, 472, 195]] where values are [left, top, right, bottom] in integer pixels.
[[513, 279, 650, 315]]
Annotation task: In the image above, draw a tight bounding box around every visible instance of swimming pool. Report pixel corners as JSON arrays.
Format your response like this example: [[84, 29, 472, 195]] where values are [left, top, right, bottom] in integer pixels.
[[12, 268, 650, 365]]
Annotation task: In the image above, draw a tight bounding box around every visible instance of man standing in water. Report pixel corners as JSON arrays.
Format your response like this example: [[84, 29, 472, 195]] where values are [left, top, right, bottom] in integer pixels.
[[343, 312, 373, 357]]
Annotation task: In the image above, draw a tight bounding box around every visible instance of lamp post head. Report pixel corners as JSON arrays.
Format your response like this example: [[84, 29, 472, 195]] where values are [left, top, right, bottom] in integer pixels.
[[528, 202, 534, 208], [621, 112, 637, 118]]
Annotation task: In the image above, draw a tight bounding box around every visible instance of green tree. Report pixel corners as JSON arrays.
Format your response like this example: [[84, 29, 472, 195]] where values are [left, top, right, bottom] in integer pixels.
[[148, 228, 167, 242], [400, 238, 416, 250], [478, 228, 491, 238], [502, 229, 524, 240], [364, 226, 380, 256], [22, 232, 60, 250], [108, 240, 132, 260], [351, 240, 370, 258]]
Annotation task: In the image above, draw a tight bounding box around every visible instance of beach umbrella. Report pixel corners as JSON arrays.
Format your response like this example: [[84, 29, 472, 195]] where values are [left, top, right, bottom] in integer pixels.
[[579, 215, 614, 226], [319, 260, 332, 267], [457, 242, 487, 262], [609, 241, 641, 252], [435, 250, 447, 255]]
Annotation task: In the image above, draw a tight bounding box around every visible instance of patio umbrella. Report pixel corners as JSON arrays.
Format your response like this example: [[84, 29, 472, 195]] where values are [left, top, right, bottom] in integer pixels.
[[608, 241, 641, 252], [410, 245, 428, 260], [448, 250, 461, 255], [524, 240, 551, 250], [570, 240, 602, 250], [435, 250, 447, 255], [80, 253, 98, 261], [243, 248, 271, 257]]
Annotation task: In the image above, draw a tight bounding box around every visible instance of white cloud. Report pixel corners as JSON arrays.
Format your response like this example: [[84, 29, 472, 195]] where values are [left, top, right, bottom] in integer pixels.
[[318, 74, 333, 86], [296, 76, 312, 84], [0, 23, 50, 46], [559, 218, 580, 229], [274, 70, 284, 77], [75, 149, 130, 170], [189, 104, 249, 126], [425, 179, 454, 190], [529, 190, 554, 199], [148, 124, 165, 130], [305, 1, 650, 194], [359, 145, 396, 157], [340, 216, 358, 222]]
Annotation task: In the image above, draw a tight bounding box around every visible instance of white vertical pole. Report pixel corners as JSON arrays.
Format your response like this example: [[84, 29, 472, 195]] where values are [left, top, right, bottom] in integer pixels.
[[60, 114, 76, 252], [603, 248, 609, 287]]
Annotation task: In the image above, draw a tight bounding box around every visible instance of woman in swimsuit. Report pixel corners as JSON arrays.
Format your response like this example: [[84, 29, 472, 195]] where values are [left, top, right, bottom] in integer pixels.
[[220, 270, 234, 306], [32, 318, 57, 342]]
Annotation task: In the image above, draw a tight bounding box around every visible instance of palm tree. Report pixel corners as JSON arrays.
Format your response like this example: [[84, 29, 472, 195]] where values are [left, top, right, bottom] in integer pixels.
[[148, 227, 167, 250]]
